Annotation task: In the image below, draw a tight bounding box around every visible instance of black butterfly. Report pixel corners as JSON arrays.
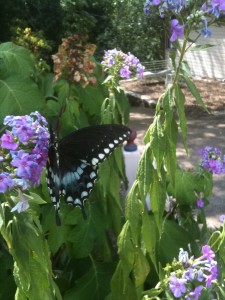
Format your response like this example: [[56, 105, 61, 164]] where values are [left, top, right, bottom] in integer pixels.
[[46, 124, 131, 224]]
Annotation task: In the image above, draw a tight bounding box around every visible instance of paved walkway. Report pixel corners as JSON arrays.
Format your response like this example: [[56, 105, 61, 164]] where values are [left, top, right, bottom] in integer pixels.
[[129, 106, 225, 228]]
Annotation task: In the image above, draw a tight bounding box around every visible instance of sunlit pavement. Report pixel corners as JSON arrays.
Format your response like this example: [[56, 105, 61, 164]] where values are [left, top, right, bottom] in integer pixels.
[[129, 106, 225, 228]]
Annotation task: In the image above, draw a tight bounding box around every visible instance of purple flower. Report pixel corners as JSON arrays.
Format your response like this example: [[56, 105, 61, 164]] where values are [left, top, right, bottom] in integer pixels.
[[0, 112, 49, 190], [170, 19, 184, 42], [1, 130, 18, 150], [219, 214, 225, 222], [184, 267, 195, 280], [205, 264, 217, 287], [196, 268, 204, 282], [201, 245, 215, 261], [169, 275, 187, 298], [198, 146, 225, 174], [11, 152, 38, 180], [209, 0, 225, 17], [196, 198, 204, 208], [153, 0, 162, 4], [0, 172, 14, 192], [167, 0, 187, 14], [137, 64, 145, 78], [188, 285, 204, 300], [102, 49, 144, 82], [120, 66, 132, 79]]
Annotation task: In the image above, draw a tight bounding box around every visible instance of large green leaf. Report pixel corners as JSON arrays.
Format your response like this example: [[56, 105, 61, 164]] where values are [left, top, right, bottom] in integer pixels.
[[65, 201, 107, 258], [0, 208, 61, 300], [0, 75, 45, 122], [167, 167, 212, 205], [158, 219, 197, 264], [0, 42, 35, 78], [64, 263, 115, 300]]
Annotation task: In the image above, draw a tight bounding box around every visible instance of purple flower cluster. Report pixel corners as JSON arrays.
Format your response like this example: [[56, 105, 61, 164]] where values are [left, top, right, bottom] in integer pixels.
[[198, 146, 225, 175], [144, 0, 225, 42], [0, 112, 49, 192], [101, 49, 145, 80], [168, 245, 217, 299]]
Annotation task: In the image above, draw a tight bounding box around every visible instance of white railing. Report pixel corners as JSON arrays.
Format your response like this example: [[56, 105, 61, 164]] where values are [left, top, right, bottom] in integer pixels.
[[142, 60, 171, 79]]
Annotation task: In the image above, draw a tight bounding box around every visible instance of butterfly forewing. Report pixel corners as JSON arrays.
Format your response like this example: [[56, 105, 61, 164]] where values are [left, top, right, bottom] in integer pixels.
[[47, 124, 131, 220]]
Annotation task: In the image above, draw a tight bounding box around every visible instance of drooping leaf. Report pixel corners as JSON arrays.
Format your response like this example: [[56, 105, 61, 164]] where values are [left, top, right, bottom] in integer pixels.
[[189, 44, 216, 51], [148, 113, 166, 172], [125, 181, 143, 243], [174, 83, 188, 152], [133, 247, 150, 287], [137, 143, 153, 201], [181, 75, 208, 112], [142, 213, 159, 270], [150, 169, 166, 232]]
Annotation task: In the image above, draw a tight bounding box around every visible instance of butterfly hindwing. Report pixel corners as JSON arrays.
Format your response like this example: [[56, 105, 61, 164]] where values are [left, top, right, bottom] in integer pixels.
[[47, 124, 131, 221]]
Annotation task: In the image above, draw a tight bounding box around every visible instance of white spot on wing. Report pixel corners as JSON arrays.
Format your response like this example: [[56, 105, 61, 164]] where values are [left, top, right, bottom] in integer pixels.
[[90, 172, 96, 179], [104, 148, 110, 154], [109, 143, 114, 148], [92, 158, 99, 165], [98, 153, 105, 160], [87, 182, 93, 189], [74, 198, 82, 206], [81, 191, 88, 198], [67, 196, 73, 203]]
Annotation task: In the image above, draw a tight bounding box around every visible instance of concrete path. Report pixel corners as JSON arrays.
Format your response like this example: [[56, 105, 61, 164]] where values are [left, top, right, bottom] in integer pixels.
[[129, 106, 225, 228]]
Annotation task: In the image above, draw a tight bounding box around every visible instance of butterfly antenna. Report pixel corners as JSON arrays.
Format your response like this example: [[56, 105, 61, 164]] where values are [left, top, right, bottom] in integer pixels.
[[55, 102, 67, 132], [55, 208, 61, 226], [81, 206, 87, 220]]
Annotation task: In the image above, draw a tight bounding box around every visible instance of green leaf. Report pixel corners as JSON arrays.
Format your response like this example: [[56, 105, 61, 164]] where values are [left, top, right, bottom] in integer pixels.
[[133, 247, 150, 287], [164, 118, 178, 189], [111, 261, 138, 300], [125, 182, 143, 243], [0, 42, 35, 78], [189, 44, 216, 51], [142, 213, 159, 270], [74, 84, 104, 116], [65, 202, 107, 258], [137, 144, 153, 201], [181, 75, 208, 113], [117, 221, 135, 270], [150, 169, 166, 232], [167, 167, 211, 205], [3, 212, 61, 300], [0, 75, 45, 122], [174, 83, 188, 152], [64, 263, 115, 300], [148, 113, 165, 172], [158, 219, 197, 264]]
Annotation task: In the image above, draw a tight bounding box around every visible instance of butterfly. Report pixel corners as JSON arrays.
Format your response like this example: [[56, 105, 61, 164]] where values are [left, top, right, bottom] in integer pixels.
[[46, 124, 131, 224]]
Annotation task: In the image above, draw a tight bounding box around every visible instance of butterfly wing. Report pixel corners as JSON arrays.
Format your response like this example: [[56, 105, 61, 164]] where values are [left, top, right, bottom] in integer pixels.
[[47, 124, 131, 219]]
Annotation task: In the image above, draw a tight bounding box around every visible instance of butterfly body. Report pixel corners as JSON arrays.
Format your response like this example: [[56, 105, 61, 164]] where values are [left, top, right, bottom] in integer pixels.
[[46, 124, 131, 222]]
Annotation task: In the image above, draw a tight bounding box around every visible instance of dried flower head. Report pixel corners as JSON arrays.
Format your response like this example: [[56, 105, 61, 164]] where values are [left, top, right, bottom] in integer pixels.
[[52, 34, 97, 87]]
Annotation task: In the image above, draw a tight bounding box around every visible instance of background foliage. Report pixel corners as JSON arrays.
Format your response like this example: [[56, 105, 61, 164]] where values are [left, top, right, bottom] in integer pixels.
[[0, 0, 164, 62]]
